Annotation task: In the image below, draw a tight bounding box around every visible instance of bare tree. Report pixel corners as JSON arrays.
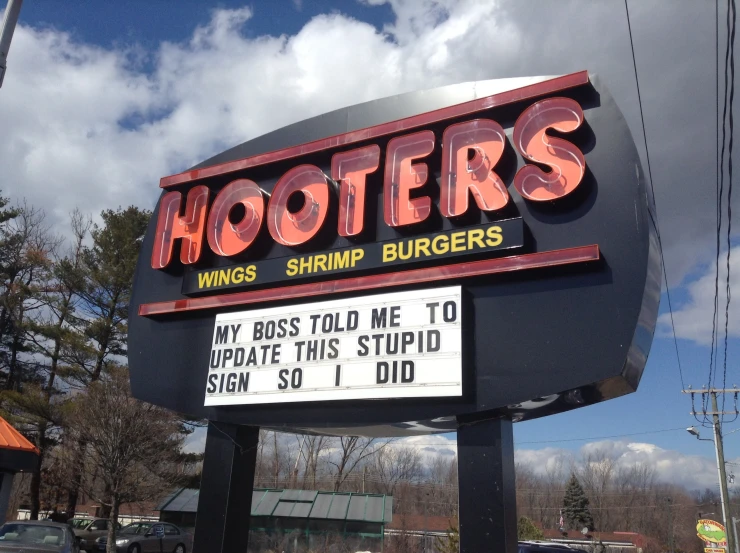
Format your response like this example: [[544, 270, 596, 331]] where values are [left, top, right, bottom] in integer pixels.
[[370, 446, 423, 497], [65, 366, 185, 553], [300, 435, 328, 489], [328, 436, 392, 492]]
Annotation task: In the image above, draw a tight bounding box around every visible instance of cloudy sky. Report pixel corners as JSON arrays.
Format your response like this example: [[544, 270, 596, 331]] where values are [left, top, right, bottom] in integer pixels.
[[2, 0, 738, 491]]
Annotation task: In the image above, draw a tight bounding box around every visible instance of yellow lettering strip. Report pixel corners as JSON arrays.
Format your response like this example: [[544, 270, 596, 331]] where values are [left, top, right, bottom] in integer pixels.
[[182, 219, 523, 295]]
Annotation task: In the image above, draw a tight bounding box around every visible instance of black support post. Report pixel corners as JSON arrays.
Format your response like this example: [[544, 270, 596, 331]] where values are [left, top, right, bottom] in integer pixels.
[[457, 417, 517, 553], [193, 422, 259, 553]]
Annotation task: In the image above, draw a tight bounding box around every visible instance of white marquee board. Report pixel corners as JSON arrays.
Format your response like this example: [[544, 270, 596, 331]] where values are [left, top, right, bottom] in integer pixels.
[[204, 286, 463, 406]]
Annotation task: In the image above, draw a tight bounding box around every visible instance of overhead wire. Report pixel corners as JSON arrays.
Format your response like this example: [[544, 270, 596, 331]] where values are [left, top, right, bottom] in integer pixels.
[[722, 0, 737, 419], [710, 0, 723, 421], [700, 0, 735, 425], [623, 0, 686, 394]]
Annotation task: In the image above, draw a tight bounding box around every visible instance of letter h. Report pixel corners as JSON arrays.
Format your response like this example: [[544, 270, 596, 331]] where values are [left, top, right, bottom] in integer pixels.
[[151, 186, 210, 269]]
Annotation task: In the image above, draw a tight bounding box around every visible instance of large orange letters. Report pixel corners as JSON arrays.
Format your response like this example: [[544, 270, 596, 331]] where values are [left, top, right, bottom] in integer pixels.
[[332, 145, 380, 237], [267, 165, 330, 246], [513, 97, 586, 201], [384, 131, 435, 227], [151, 185, 209, 269], [206, 179, 265, 257], [441, 119, 509, 217]]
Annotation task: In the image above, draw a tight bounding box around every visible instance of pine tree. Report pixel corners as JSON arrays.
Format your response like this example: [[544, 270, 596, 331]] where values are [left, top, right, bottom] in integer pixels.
[[67, 206, 150, 385], [562, 473, 594, 531], [518, 516, 544, 540], [10, 211, 91, 519], [63, 206, 150, 518], [0, 203, 56, 391], [435, 517, 459, 553]]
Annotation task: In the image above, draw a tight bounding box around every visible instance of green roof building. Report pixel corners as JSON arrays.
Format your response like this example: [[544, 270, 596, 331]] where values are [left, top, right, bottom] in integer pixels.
[[157, 487, 393, 553]]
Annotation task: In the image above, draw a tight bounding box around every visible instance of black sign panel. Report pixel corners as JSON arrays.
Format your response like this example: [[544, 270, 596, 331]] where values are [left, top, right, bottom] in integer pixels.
[[129, 73, 660, 436]]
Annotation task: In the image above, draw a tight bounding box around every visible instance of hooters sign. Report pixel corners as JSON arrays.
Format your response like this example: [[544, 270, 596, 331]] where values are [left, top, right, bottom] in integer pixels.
[[129, 71, 659, 434], [151, 96, 583, 269]]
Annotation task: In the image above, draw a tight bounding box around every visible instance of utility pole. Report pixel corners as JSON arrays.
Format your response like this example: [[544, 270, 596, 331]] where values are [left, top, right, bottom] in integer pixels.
[[712, 391, 734, 553], [666, 497, 674, 553], [0, 0, 24, 88], [684, 387, 739, 553]]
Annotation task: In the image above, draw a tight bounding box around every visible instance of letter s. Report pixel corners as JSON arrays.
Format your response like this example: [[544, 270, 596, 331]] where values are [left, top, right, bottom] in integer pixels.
[[513, 97, 585, 201]]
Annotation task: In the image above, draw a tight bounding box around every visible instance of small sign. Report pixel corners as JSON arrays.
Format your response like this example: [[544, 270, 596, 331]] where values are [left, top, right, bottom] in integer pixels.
[[697, 519, 727, 552], [154, 526, 164, 539], [204, 286, 463, 406]]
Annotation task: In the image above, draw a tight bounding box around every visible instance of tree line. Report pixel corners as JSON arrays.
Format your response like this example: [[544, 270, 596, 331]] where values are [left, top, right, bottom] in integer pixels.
[[0, 192, 722, 553], [0, 196, 198, 553], [248, 431, 723, 553]]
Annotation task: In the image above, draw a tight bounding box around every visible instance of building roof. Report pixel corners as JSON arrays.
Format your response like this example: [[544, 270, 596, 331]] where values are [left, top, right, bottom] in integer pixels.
[[0, 417, 38, 454], [157, 488, 392, 524]]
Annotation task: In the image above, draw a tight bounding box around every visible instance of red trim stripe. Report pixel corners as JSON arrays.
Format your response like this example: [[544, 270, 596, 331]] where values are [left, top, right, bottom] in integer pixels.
[[138, 245, 600, 317], [160, 71, 590, 188]]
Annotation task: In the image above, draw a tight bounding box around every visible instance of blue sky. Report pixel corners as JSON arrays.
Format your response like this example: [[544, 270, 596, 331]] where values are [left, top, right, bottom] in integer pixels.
[[4, 0, 739, 489], [20, 0, 393, 47]]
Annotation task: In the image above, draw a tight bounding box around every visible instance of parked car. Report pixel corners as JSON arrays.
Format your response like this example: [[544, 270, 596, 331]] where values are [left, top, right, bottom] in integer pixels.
[[519, 541, 576, 552], [69, 518, 120, 552], [0, 520, 80, 552], [95, 522, 191, 553]]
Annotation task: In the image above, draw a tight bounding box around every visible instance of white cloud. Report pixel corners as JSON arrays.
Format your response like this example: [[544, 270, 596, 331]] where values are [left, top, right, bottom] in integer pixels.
[[396, 434, 457, 461], [0, 1, 525, 230], [517, 440, 725, 491], [183, 426, 207, 453], [0, 0, 725, 298], [183, 427, 724, 491], [1, 0, 730, 489], [658, 246, 740, 345]]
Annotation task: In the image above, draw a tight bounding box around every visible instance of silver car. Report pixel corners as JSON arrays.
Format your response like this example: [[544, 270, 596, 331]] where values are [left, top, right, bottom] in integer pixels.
[[69, 518, 120, 552], [95, 522, 191, 553], [0, 520, 81, 553]]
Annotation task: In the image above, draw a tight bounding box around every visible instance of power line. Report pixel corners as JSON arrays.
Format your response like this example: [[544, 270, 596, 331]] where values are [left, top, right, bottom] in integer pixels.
[[722, 0, 736, 419], [711, 0, 723, 420], [623, 0, 685, 392]]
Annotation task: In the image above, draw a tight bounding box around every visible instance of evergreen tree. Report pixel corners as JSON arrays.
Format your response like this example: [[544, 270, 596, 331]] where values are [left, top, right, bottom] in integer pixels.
[[66, 206, 150, 385], [562, 473, 594, 531], [63, 206, 150, 518], [0, 203, 56, 391], [5, 211, 91, 519], [435, 517, 459, 553], [518, 516, 544, 540]]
